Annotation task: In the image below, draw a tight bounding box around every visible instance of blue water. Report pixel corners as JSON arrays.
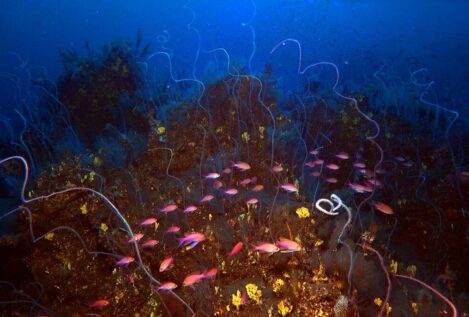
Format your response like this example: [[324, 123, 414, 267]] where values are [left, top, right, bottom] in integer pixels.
[[0, 1, 468, 316]]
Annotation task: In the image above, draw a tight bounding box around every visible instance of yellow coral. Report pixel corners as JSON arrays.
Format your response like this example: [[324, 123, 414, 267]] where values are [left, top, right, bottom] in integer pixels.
[[100, 223, 108, 232], [44, 232, 54, 241], [241, 131, 250, 143], [258, 126, 265, 139], [390, 259, 398, 274], [295, 206, 310, 219], [232, 290, 243, 310], [273, 279, 285, 293], [406, 264, 417, 277], [80, 202, 88, 215], [157, 126, 166, 135], [374, 297, 382, 307], [277, 299, 293, 316], [245, 283, 262, 304]]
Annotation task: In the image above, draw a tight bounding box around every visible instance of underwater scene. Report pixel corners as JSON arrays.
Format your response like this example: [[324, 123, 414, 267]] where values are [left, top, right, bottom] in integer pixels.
[[0, 0, 468, 316]]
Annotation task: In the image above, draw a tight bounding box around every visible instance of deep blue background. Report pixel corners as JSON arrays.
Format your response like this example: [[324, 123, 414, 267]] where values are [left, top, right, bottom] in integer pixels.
[[1, 0, 468, 123]]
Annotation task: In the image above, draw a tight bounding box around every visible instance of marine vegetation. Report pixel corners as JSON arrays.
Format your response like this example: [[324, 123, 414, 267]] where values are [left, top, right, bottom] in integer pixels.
[[0, 39, 468, 317]]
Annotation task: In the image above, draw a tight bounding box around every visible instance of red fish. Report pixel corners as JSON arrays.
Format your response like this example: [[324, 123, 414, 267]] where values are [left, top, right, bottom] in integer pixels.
[[159, 256, 174, 272], [325, 177, 338, 184], [183, 273, 206, 286], [373, 201, 393, 215], [141, 239, 159, 248], [232, 161, 251, 171], [115, 256, 135, 266], [222, 167, 232, 174], [203, 267, 218, 278], [128, 233, 144, 243], [280, 183, 299, 194], [213, 181, 223, 189], [158, 281, 177, 291], [165, 226, 180, 234], [89, 299, 109, 309], [138, 217, 157, 227], [251, 184, 264, 192], [228, 242, 243, 257]]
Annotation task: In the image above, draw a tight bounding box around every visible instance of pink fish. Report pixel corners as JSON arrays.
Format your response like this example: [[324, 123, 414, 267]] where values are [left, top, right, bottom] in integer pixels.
[[395, 156, 406, 162], [204, 172, 220, 179], [335, 152, 350, 160], [138, 217, 157, 227], [183, 273, 206, 286], [224, 188, 238, 196], [222, 167, 232, 174], [228, 242, 243, 257], [280, 183, 299, 194], [200, 194, 214, 203], [178, 232, 206, 247], [309, 171, 321, 177], [366, 179, 382, 187], [353, 162, 366, 169], [183, 205, 198, 213], [251, 184, 264, 192], [203, 267, 218, 278], [326, 163, 340, 170], [271, 165, 283, 173], [240, 178, 252, 186], [116, 256, 135, 266], [213, 181, 223, 189], [373, 201, 394, 215], [276, 238, 302, 253], [160, 204, 178, 213], [376, 168, 387, 174], [305, 161, 316, 168], [128, 233, 144, 243], [141, 239, 159, 248], [325, 177, 338, 184], [246, 198, 258, 205], [159, 256, 174, 272], [403, 161, 414, 168], [253, 242, 280, 254], [158, 281, 177, 291], [89, 299, 109, 309], [232, 161, 251, 171], [348, 183, 366, 193], [165, 226, 180, 234], [460, 171, 469, 183], [348, 183, 372, 193], [312, 159, 324, 165], [309, 149, 320, 155]]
